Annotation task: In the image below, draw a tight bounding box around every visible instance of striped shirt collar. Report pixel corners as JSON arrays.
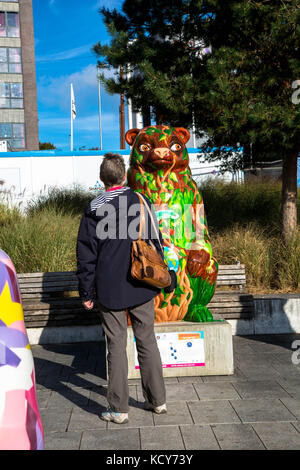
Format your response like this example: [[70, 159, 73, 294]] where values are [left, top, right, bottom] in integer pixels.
[[90, 186, 130, 212]]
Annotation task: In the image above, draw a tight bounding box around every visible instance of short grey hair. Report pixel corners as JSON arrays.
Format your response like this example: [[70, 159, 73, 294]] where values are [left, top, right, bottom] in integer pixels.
[[100, 153, 126, 187]]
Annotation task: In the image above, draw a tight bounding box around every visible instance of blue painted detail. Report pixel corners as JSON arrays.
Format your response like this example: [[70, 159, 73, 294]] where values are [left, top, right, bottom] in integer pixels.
[[163, 246, 179, 272], [0, 147, 244, 158]]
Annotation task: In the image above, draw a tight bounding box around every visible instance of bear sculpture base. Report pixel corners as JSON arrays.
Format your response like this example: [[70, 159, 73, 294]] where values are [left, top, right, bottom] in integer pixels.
[[110, 320, 234, 380]]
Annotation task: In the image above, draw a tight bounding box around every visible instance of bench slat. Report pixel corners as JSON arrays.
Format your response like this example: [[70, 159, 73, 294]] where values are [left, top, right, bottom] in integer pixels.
[[213, 313, 252, 319], [22, 300, 82, 310], [216, 280, 246, 285]]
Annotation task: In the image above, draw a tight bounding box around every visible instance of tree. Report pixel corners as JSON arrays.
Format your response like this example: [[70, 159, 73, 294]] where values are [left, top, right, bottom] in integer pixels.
[[39, 142, 56, 150], [94, 0, 300, 242]]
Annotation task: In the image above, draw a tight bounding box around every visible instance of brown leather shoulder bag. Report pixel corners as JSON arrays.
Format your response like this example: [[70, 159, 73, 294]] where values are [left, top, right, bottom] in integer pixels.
[[131, 193, 171, 289]]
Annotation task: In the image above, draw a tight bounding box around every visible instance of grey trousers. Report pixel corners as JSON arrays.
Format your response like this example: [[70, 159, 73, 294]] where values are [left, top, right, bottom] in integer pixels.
[[98, 298, 166, 413]]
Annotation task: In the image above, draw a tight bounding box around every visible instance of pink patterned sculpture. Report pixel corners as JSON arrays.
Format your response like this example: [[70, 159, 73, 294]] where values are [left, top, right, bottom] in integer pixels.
[[0, 249, 44, 450]]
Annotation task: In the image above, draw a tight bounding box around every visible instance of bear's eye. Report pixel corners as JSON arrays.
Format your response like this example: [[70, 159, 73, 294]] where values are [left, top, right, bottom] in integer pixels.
[[170, 143, 182, 151], [139, 144, 151, 152]]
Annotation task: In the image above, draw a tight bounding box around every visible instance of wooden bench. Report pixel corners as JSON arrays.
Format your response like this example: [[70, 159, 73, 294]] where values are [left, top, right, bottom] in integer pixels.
[[208, 262, 254, 320], [18, 262, 254, 328], [18, 272, 99, 328]]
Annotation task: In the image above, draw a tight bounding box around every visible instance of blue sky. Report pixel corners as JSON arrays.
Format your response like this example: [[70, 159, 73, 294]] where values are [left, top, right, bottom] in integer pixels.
[[33, 0, 129, 151]]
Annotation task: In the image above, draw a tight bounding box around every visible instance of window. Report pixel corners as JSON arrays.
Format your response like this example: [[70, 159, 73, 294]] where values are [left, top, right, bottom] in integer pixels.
[[0, 82, 23, 108], [0, 123, 25, 149], [0, 12, 20, 38], [0, 47, 22, 73]]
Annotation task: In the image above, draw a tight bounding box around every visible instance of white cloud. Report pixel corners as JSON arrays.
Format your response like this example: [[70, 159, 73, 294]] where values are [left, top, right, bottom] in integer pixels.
[[48, 0, 59, 15], [36, 44, 94, 63], [38, 64, 98, 112], [37, 63, 118, 113], [93, 0, 123, 10]]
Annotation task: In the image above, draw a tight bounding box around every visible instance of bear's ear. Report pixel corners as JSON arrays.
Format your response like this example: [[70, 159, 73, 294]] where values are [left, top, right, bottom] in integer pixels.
[[125, 128, 140, 146], [174, 127, 190, 144]]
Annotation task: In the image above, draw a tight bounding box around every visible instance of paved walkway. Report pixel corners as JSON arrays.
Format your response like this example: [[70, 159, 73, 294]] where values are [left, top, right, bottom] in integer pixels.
[[32, 333, 300, 450]]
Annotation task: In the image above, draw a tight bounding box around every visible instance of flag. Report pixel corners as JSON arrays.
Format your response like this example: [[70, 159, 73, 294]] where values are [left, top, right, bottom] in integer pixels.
[[71, 83, 76, 120]]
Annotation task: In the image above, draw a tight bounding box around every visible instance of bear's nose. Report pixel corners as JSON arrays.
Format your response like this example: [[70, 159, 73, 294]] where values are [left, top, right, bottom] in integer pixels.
[[153, 148, 171, 159]]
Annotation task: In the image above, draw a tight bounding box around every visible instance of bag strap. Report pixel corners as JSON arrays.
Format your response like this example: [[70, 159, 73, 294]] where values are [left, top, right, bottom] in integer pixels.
[[136, 193, 164, 255], [138, 193, 146, 240]]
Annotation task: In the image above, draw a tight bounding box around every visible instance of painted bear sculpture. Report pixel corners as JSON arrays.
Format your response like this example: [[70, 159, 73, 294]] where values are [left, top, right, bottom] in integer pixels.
[[126, 125, 218, 323], [0, 249, 44, 450]]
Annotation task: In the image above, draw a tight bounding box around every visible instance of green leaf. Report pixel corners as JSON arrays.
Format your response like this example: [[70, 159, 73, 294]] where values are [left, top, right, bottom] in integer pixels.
[[164, 128, 172, 135], [175, 286, 185, 296], [151, 192, 158, 202], [133, 147, 143, 163], [158, 133, 166, 141], [145, 128, 156, 135], [171, 296, 180, 306], [157, 169, 164, 178], [146, 173, 154, 182], [148, 181, 157, 190], [179, 257, 187, 271], [160, 192, 171, 203], [135, 173, 142, 181], [182, 149, 188, 161], [169, 172, 178, 182], [160, 300, 168, 308]]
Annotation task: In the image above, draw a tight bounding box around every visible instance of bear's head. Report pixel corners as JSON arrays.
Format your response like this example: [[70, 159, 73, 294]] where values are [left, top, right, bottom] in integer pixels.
[[125, 125, 190, 173]]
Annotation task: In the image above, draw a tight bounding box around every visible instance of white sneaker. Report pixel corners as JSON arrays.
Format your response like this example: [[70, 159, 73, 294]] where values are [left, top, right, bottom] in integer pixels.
[[100, 409, 129, 424], [144, 401, 167, 414]]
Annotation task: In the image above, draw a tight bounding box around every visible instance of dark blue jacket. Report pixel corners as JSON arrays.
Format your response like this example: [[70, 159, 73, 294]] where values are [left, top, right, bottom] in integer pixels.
[[76, 186, 164, 310]]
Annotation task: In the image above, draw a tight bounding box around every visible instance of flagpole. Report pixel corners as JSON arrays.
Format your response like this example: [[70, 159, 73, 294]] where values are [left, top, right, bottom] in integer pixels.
[[70, 83, 73, 151]]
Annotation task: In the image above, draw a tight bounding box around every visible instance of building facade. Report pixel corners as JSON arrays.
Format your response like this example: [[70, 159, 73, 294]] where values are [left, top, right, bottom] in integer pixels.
[[0, 0, 38, 151]]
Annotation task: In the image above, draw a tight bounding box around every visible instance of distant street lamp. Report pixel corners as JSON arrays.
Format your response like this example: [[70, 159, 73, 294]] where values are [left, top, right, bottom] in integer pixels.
[[97, 64, 103, 151]]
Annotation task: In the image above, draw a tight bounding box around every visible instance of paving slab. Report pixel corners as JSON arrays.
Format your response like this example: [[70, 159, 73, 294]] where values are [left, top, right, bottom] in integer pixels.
[[137, 382, 199, 402], [236, 364, 282, 381], [89, 385, 138, 408], [152, 401, 193, 426], [201, 367, 247, 383], [210, 423, 265, 450], [230, 398, 297, 423], [36, 390, 51, 409], [177, 376, 204, 383], [179, 424, 220, 450], [276, 377, 300, 399], [292, 422, 300, 433], [107, 405, 154, 429], [252, 422, 300, 450], [187, 400, 241, 425], [40, 407, 72, 433], [68, 371, 107, 388], [80, 428, 140, 450], [246, 340, 292, 355], [68, 405, 107, 431], [279, 398, 300, 420], [231, 380, 291, 399], [47, 386, 91, 409], [270, 363, 300, 379], [193, 382, 241, 401], [44, 431, 82, 450], [140, 425, 184, 450]]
